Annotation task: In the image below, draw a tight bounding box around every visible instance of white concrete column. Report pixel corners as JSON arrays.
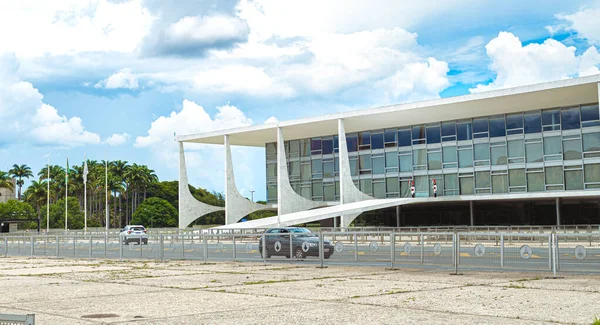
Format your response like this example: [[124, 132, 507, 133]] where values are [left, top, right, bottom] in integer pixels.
[[178, 142, 224, 228], [338, 119, 373, 227], [276, 127, 324, 225], [225, 135, 271, 225]]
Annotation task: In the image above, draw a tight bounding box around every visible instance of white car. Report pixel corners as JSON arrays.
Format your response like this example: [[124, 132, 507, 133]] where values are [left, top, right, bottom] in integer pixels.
[[120, 225, 148, 245]]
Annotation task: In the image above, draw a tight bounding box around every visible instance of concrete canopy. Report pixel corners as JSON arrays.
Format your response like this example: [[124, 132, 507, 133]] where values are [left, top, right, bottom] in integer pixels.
[[178, 75, 600, 147]]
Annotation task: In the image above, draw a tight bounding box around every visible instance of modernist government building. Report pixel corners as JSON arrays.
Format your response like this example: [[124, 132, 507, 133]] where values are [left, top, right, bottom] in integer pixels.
[[177, 76, 600, 229]]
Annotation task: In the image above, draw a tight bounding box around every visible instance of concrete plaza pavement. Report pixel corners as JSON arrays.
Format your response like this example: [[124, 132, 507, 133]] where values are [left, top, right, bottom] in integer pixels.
[[1, 257, 600, 324]]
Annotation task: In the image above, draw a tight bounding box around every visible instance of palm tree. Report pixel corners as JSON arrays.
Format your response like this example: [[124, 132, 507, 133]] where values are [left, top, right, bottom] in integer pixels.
[[24, 180, 47, 219], [110, 160, 130, 226], [0, 171, 14, 191], [9, 164, 33, 200]]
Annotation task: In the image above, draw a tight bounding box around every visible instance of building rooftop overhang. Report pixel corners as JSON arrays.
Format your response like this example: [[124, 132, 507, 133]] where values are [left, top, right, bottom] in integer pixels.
[[178, 75, 600, 147]]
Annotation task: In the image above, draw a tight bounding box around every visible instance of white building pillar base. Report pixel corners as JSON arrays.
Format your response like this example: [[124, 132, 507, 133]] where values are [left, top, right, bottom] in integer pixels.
[[225, 135, 273, 225], [178, 142, 224, 229]]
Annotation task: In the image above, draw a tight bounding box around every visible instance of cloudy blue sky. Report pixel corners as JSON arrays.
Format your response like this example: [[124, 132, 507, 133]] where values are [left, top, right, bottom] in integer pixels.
[[1, 0, 599, 201]]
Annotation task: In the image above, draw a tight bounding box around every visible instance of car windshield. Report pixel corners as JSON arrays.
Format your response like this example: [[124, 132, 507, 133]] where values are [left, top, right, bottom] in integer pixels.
[[289, 228, 315, 236]]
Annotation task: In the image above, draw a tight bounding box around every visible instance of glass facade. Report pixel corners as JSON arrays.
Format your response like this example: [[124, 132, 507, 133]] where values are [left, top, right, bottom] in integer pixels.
[[266, 103, 600, 203]]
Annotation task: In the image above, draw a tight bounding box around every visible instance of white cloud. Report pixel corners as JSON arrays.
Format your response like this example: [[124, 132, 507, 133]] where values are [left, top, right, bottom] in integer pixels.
[[264, 116, 279, 124], [470, 32, 600, 93], [553, 6, 600, 45], [0, 0, 155, 57], [579, 46, 600, 77], [192, 65, 295, 97], [95, 68, 139, 89], [103, 133, 130, 146], [0, 53, 100, 147]]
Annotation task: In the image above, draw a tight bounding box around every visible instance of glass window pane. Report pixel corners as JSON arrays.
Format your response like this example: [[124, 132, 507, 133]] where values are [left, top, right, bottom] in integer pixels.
[[473, 118, 488, 133], [474, 143, 490, 162], [444, 174, 458, 195], [583, 132, 600, 153], [360, 179, 372, 195], [561, 107, 581, 130], [312, 181, 323, 197], [347, 135, 358, 152], [415, 176, 429, 197], [428, 152, 442, 170], [398, 129, 411, 147], [489, 117, 506, 137], [301, 140, 311, 157], [491, 145, 507, 165], [527, 172, 544, 192], [413, 149, 426, 166], [301, 163, 311, 180], [372, 156, 385, 174], [542, 109, 560, 130], [509, 169, 526, 187], [545, 166, 563, 185], [400, 180, 411, 197], [544, 136, 562, 157], [359, 154, 371, 170], [506, 114, 523, 131], [311, 159, 322, 176], [492, 174, 508, 193], [525, 142, 543, 163], [289, 140, 300, 155], [563, 138, 582, 160], [267, 163, 277, 178], [460, 177, 474, 194], [475, 171, 490, 189], [584, 164, 600, 184], [458, 149, 473, 168], [371, 133, 384, 149], [399, 155, 412, 172], [508, 139, 524, 158], [349, 159, 358, 176], [386, 177, 399, 194], [290, 161, 300, 176], [565, 170, 583, 190], [323, 184, 335, 201], [311, 138, 322, 151], [442, 122, 456, 137], [323, 160, 334, 178], [322, 138, 333, 154], [443, 146, 457, 163], [359, 132, 370, 150], [412, 125, 425, 140], [426, 125, 441, 144], [384, 129, 396, 143], [456, 122, 472, 141], [386, 152, 398, 168], [267, 184, 277, 201], [373, 181, 386, 198], [300, 186, 311, 199], [429, 176, 443, 197], [524, 113, 542, 134], [581, 104, 600, 127], [266, 143, 277, 156]]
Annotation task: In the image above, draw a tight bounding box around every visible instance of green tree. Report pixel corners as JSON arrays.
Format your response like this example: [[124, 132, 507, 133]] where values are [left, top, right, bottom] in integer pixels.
[[0, 171, 13, 191], [9, 164, 33, 200], [131, 197, 178, 228], [23, 180, 47, 219], [40, 197, 87, 230], [0, 200, 36, 229]]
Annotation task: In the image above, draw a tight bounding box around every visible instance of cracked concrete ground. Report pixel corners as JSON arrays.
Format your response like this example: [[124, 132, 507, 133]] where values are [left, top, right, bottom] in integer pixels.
[[0, 257, 599, 324]]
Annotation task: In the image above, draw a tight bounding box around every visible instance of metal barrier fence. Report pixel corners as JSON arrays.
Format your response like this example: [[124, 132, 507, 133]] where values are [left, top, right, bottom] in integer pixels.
[[1, 231, 598, 275], [0, 313, 35, 325]]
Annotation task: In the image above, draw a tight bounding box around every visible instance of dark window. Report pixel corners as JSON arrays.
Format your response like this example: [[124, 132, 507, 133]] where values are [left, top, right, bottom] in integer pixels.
[[581, 104, 600, 127], [333, 136, 339, 151], [371, 133, 384, 149], [412, 125, 425, 144], [441, 122, 456, 141], [426, 125, 441, 144], [473, 118, 488, 134], [506, 114, 523, 135], [346, 135, 358, 152], [311, 138, 321, 151], [524, 113, 542, 134], [489, 117, 506, 137], [359, 132, 370, 150], [384, 129, 396, 143], [322, 138, 333, 155], [456, 122, 472, 141], [398, 129, 411, 147], [561, 107, 581, 130], [542, 109, 560, 131]]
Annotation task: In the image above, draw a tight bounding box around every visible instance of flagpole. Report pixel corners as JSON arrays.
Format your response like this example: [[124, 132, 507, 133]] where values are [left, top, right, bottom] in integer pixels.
[[65, 157, 68, 231], [47, 157, 50, 233], [105, 158, 108, 234], [84, 155, 87, 234]]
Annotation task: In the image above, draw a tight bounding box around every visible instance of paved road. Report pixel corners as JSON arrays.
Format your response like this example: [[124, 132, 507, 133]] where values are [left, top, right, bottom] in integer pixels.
[[2, 237, 598, 273]]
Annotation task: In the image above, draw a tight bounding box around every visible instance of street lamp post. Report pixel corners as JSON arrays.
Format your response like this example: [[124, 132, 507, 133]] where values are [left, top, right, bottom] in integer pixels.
[[250, 190, 255, 202]]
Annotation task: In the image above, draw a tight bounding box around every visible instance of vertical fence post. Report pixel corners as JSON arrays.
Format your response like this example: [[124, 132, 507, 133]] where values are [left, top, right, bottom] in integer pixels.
[[500, 234, 504, 268], [203, 234, 208, 264], [89, 236, 92, 258], [4, 237, 8, 257], [555, 234, 560, 272], [73, 235, 76, 256], [104, 235, 107, 256], [354, 232, 358, 262], [56, 235, 59, 257], [233, 234, 237, 261], [390, 231, 395, 269], [547, 234, 552, 271], [261, 233, 266, 265], [160, 235, 164, 262], [420, 234, 424, 265], [319, 229, 324, 268], [551, 233, 557, 277], [30, 235, 34, 258], [119, 236, 123, 262], [140, 236, 143, 259], [44, 235, 47, 256], [289, 233, 293, 260]]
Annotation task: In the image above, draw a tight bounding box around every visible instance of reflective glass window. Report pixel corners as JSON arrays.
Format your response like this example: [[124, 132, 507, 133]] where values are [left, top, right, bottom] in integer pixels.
[[359, 132, 370, 149], [442, 146, 457, 163], [563, 138, 582, 160], [444, 174, 459, 195], [474, 143, 490, 163], [267, 163, 277, 178], [584, 164, 600, 187], [565, 170, 583, 190], [426, 125, 441, 144], [266, 143, 277, 157], [491, 145, 507, 165], [581, 104, 600, 127], [385, 152, 398, 168], [300, 186, 311, 199], [301, 140, 311, 157], [456, 122, 473, 141], [399, 155, 412, 172], [413, 149, 427, 166], [415, 176, 429, 196], [346, 135, 358, 152], [459, 176, 474, 194], [311, 138, 322, 152], [542, 109, 561, 131], [384, 129, 396, 144], [442, 122, 456, 140], [372, 156, 385, 174], [301, 163, 311, 180], [492, 174, 508, 193], [289, 161, 300, 177], [506, 114, 523, 134], [458, 148, 473, 168], [289, 140, 300, 156], [412, 125, 426, 144], [267, 184, 277, 201], [386, 177, 399, 194], [524, 113, 542, 134], [527, 172, 544, 192], [473, 118, 488, 138], [508, 139, 524, 159], [359, 154, 371, 170], [312, 181, 323, 197], [360, 179, 372, 195], [561, 107, 581, 130], [400, 180, 411, 197], [322, 138, 333, 155], [583, 132, 600, 156], [349, 158, 358, 176], [398, 129, 411, 147], [475, 171, 490, 189], [543, 136, 562, 158], [311, 159, 322, 176], [509, 169, 526, 187], [428, 151, 442, 170], [545, 166, 563, 185], [323, 184, 335, 201], [371, 132, 384, 149], [323, 160, 334, 178], [373, 181, 386, 198], [489, 117, 506, 137], [525, 142, 543, 163]]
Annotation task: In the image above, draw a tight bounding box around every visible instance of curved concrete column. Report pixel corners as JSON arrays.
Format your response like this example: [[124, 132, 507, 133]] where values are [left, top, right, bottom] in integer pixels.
[[178, 142, 224, 228], [338, 119, 373, 227], [277, 127, 325, 225], [225, 135, 272, 224]]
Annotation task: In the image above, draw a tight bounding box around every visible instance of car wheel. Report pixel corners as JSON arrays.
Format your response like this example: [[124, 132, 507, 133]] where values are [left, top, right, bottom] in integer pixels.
[[324, 254, 331, 259], [261, 246, 270, 259], [295, 247, 305, 260]]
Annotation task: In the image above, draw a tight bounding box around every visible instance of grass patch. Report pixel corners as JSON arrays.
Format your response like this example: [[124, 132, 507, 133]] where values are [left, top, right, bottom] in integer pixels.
[[592, 316, 600, 325]]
